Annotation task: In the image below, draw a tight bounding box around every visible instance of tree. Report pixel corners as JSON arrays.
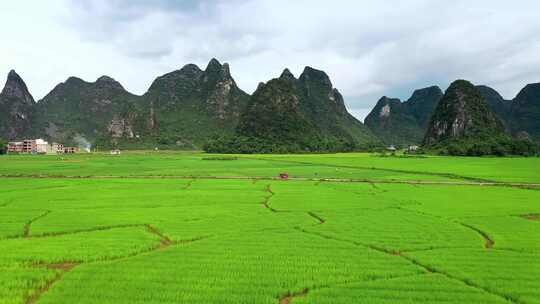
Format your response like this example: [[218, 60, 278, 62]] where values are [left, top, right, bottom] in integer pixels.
[[0, 139, 7, 155]]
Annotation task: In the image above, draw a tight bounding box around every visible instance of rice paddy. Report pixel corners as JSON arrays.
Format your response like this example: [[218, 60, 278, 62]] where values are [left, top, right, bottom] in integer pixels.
[[0, 152, 538, 303]]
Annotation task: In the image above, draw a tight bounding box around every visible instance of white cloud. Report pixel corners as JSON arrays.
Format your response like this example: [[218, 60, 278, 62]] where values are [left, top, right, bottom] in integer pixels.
[[1, 0, 539, 121]]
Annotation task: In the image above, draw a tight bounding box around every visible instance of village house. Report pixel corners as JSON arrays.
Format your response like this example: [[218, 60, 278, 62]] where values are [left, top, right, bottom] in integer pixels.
[[407, 145, 419, 153], [7, 141, 24, 153], [63, 146, 79, 154], [7, 139, 77, 155]]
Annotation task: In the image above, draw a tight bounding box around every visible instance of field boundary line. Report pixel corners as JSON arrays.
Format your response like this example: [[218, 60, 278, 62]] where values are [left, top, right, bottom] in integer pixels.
[[2, 174, 539, 189], [24, 210, 51, 238], [518, 213, 540, 221], [22, 225, 211, 303], [262, 185, 284, 213], [278, 273, 428, 304], [307, 212, 325, 224], [456, 222, 495, 249], [6, 224, 147, 240], [295, 227, 521, 304], [26, 262, 79, 304], [240, 157, 496, 183], [184, 179, 195, 190], [146, 224, 173, 249]]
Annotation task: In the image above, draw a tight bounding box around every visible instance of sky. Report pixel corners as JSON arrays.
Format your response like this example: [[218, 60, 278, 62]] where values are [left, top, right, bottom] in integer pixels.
[[1, 0, 539, 121]]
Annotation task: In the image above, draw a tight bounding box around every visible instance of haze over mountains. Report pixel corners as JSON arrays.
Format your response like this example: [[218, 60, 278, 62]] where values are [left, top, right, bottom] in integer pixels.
[[1, 58, 538, 153]]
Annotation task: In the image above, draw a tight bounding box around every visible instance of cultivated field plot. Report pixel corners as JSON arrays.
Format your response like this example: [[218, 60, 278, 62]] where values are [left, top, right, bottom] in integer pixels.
[[0, 153, 539, 303]]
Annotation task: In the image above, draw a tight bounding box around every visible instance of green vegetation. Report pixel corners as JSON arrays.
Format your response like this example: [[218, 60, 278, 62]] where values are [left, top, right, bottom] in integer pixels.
[[0, 138, 6, 154], [365, 86, 443, 145], [205, 68, 380, 154], [429, 137, 540, 156], [0, 152, 539, 303], [422, 80, 540, 156]]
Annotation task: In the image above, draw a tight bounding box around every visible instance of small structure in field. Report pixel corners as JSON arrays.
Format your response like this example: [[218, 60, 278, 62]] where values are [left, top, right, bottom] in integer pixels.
[[387, 145, 396, 152], [407, 145, 419, 153], [110, 149, 121, 155], [63, 147, 79, 154], [279, 172, 289, 180]]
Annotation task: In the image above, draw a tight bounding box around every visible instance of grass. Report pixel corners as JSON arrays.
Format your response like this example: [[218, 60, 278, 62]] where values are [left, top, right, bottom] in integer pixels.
[[0, 151, 538, 303]]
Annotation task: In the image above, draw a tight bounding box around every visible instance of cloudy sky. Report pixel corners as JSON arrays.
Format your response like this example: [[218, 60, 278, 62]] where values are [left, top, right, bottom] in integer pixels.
[[1, 0, 539, 120]]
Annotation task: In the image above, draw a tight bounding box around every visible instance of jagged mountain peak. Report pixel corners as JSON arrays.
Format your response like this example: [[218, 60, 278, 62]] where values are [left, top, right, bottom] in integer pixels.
[[476, 85, 510, 124], [365, 85, 444, 145], [378, 96, 401, 104], [96, 75, 117, 83], [95, 75, 125, 91], [64, 76, 86, 85], [179, 63, 203, 75], [423, 79, 505, 145], [368, 96, 403, 122], [1, 69, 35, 104], [206, 58, 223, 72], [299, 66, 332, 89], [204, 58, 232, 80], [476, 85, 505, 100], [514, 83, 540, 105], [279, 68, 296, 81], [510, 82, 540, 138], [408, 86, 443, 103]]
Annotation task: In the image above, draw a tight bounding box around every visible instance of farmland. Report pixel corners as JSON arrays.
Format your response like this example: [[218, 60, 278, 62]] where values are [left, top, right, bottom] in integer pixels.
[[0, 152, 539, 303]]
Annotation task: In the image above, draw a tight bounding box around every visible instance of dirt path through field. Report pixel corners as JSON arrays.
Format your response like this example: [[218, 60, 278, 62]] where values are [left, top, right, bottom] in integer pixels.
[[307, 212, 325, 224], [294, 227, 522, 304], [457, 222, 494, 249], [520, 214, 540, 221], [262, 185, 281, 213], [24, 210, 51, 238], [26, 263, 79, 304], [19, 223, 209, 304], [242, 157, 496, 183], [2, 174, 539, 190], [279, 288, 309, 304]]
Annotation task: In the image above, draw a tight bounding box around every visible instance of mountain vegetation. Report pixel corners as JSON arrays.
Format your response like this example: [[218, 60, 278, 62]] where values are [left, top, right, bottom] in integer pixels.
[[476, 85, 512, 125], [34, 76, 143, 147], [365, 81, 540, 156], [0, 59, 252, 150], [0, 70, 35, 140], [139, 59, 250, 149], [204, 68, 380, 153], [0, 138, 6, 154], [364, 86, 443, 145], [423, 80, 538, 156], [510, 83, 540, 139], [0, 62, 539, 155]]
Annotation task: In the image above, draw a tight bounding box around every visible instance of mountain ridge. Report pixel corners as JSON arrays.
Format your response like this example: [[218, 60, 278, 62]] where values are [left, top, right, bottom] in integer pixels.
[[364, 86, 443, 145]]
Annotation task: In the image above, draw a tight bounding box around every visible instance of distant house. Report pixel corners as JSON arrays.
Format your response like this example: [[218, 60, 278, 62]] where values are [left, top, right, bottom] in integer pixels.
[[35, 139, 49, 154], [407, 145, 419, 152], [51, 143, 64, 154], [387, 145, 396, 152], [63, 147, 79, 154], [110, 149, 121, 155], [8, 139, 74, 154], [7, 141, 24, 153], [23, 139, 37, 153]]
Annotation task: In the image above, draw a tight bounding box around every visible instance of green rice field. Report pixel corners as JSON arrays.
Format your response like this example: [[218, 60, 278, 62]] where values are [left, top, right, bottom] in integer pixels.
[[0, 152, 539, 303]]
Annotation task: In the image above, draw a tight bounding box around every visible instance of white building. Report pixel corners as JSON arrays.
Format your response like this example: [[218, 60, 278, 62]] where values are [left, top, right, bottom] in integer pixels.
[[35, 139, 49, 154]]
